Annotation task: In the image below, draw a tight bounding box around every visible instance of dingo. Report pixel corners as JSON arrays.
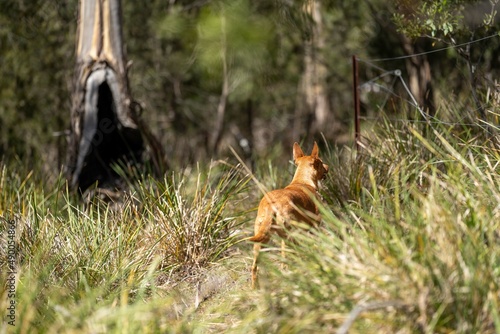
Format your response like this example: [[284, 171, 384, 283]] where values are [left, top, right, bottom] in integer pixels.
[[249, 142, 328, 288]]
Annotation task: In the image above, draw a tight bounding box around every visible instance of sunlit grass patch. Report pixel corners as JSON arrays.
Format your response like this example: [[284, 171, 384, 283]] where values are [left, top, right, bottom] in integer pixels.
[[136, 162, 250, 274], [214, 121, 500, 333], [2, 118, 500, 333], [0, 160, 252, 333]]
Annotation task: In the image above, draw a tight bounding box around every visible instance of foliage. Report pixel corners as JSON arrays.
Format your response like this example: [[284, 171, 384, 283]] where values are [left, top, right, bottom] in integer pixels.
[[391, 0, 500, 123], [394, 0, 500, 39], [393, 0, 464, 38], [195, 0, 273, 101]]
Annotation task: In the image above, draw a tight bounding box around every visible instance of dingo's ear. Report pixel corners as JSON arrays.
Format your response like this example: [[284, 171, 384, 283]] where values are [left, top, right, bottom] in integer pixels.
[[293, 142, 304, 163], [311, 141, 319, 158]]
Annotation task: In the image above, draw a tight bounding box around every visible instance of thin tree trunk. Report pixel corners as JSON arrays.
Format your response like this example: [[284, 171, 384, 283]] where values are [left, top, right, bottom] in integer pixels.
[[400, 36, 435, 117], [295, 0, 331, 140], [211, 13, 228, 155]]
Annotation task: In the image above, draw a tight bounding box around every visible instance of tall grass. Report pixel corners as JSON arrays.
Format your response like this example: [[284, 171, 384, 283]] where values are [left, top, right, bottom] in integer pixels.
[[0, 160, 249, 333], [1, 119, 500, 333], [135, 162, 250, 273], [214, 121, 500, 333]]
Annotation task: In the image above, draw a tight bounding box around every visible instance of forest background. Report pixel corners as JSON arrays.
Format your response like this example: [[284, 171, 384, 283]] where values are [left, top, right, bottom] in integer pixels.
[[2, 0, 500, 172]]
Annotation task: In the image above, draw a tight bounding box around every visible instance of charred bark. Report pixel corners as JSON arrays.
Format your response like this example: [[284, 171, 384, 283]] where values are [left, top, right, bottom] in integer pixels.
[[65, 0, 167, 194]]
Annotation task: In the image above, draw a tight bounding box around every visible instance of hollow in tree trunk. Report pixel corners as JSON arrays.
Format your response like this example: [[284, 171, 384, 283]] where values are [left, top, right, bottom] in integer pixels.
[[65, 0, 167, 195]]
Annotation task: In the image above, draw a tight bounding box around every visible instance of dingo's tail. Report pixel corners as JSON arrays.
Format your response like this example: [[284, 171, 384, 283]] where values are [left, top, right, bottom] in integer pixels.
[[249, 231, 268, 243], [249, 211, 275, 243]]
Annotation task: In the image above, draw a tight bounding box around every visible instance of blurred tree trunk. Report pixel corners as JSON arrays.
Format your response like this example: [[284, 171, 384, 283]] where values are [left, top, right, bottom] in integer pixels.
[[400, 36, 435, 117], [65, 0, 166, 194], [294, 0, 331, 141], [367, 1, 436, 119], [210, 13, 228, 155]]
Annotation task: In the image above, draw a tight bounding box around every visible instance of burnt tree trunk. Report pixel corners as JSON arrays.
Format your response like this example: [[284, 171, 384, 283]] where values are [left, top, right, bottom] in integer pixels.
[[65, 0, 166, 194]]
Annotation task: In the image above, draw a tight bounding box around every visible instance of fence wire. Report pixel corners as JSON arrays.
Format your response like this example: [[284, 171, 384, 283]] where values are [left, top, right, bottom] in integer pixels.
[[353, 34, 500, 130]]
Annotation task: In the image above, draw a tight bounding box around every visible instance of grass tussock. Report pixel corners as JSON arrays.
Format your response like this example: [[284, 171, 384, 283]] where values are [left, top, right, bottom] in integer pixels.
[[1, 119, 500, 333], [137, 162, 250, 273]]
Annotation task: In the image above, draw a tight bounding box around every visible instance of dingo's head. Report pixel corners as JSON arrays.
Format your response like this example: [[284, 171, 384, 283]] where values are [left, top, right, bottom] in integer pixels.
[[292, 142, 329, 185]]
